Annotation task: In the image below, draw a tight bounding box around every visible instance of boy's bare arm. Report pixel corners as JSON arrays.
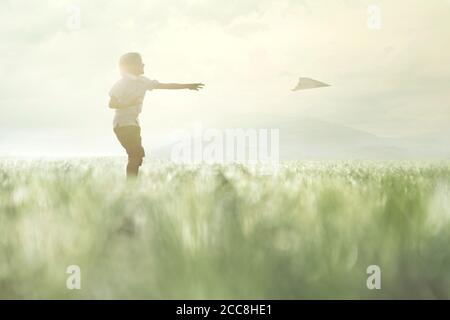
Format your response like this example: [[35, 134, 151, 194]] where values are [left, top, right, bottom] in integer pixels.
[[154, 83, 204, 91]]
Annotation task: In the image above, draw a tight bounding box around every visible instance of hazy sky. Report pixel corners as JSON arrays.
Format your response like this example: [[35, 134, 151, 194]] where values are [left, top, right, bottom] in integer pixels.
[[0, 0, 449, 156]]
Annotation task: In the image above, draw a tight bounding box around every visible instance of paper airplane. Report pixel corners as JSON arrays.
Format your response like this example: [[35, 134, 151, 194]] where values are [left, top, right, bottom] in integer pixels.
[[292, 77, 330, 91]]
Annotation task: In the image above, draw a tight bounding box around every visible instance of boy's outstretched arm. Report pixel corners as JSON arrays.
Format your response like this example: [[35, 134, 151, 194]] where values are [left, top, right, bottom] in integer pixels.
[[154, 83, 204, 91]]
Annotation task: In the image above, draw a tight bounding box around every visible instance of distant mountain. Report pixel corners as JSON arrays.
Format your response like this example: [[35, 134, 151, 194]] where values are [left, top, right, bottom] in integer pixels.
[[150, 114, 450, 161]]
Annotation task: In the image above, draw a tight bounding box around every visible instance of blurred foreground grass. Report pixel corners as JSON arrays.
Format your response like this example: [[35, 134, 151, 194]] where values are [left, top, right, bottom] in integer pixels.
[[1, 158, 450, 299]]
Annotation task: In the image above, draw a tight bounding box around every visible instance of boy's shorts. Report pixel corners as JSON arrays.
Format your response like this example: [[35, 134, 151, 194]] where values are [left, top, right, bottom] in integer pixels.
[[113, 125, 145, 162]]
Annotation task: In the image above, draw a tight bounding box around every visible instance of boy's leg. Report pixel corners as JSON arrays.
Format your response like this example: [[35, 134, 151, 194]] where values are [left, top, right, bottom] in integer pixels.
[[126, 156, 142, 177], [113, 125, 145, 178]]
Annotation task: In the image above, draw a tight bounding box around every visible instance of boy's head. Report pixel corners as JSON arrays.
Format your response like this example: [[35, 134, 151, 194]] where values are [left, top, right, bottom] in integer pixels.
[[119, 52, 144, 76]]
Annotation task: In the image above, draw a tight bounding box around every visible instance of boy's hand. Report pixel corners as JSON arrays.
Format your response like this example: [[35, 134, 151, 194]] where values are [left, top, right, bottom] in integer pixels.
[[187, 83, 204, 91]]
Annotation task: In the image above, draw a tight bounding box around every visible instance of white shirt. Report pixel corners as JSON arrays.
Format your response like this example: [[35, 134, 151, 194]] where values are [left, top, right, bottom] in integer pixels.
[[109, 74, 159, 128]]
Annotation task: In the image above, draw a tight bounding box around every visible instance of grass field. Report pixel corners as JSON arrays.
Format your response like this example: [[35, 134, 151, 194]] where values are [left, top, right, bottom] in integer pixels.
[[1, 158, 450, 299]]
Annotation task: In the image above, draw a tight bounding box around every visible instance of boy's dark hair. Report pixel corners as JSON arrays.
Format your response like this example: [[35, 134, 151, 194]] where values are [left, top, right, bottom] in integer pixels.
[[119, 52, 142, 68], [119, 52, 142, 66]]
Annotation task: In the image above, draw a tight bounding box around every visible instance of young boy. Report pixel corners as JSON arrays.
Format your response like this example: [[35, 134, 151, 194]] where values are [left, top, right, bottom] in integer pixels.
[[109, 52, 204, 178]]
